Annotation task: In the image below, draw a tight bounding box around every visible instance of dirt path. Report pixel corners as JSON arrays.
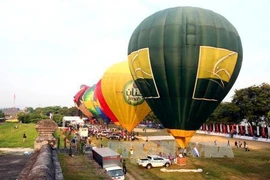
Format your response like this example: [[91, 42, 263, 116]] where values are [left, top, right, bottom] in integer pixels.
[[133, 127, 159, 133], [125, 172, 136, 180], [0, 148, 34, 155], [0, 154, 32, 180]]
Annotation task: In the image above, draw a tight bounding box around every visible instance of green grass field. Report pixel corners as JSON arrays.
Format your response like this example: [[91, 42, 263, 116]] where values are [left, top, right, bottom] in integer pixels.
[[1, 123, 270, 179], [0, 123, 38, 148]]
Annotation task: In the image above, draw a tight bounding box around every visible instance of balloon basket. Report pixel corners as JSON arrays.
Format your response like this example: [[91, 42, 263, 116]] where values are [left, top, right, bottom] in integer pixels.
[[176, 157, 187, 166]]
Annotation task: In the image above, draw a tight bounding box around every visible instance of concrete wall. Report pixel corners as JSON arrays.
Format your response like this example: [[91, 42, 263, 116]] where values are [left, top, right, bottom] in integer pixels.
[[18, 144, 63, 180]]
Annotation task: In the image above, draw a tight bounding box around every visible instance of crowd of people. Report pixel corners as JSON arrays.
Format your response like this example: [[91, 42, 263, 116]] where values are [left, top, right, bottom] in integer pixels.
[[235, 140, 250, 151]]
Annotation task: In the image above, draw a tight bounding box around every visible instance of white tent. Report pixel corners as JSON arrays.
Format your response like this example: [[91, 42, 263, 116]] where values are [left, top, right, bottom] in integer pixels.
[[62, 116, 85, 127]]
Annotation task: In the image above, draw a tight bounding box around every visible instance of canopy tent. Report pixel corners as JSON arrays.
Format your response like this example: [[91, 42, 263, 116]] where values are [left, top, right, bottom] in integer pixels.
[[62, 116, 86, 127]]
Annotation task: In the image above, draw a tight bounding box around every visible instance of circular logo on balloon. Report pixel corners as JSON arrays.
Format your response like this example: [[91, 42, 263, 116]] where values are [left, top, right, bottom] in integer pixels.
[[123, 80, 144, 106]]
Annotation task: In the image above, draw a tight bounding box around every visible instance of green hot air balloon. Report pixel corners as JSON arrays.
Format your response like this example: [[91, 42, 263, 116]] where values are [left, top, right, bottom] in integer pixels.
[[128, 7, 243, 147]]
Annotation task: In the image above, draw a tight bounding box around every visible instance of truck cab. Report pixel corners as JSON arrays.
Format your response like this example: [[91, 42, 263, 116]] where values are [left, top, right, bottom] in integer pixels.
[[92, 147, 125, 179], [105, 166, 125, 180]]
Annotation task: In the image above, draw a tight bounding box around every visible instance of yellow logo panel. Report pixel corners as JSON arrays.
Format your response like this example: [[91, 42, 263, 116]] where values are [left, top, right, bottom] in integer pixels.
[[193, 46, 238, 101], [198, 46, 238, 83], [128, 48, 152, 80], [128, 48, 160, 99]]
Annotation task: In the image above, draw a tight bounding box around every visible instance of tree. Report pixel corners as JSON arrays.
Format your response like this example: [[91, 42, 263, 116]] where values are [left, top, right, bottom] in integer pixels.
[[58, 107, 70, 116], [143, 111, 160, 124], [52, 114, 64, 126], [26, 107, 34, 113], [17, 112, 31, 123], [207, 102, 240, 124], [0, 110, 4, 118], [17, 106, 82, 125], [232, 83, 270, 125]]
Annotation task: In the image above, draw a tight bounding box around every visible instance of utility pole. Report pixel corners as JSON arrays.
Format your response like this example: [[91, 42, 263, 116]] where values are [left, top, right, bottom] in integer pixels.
[[13, 93, 16, 108]]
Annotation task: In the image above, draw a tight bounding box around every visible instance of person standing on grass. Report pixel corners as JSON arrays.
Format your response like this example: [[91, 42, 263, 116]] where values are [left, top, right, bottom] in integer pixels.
[[23, 132, 27, 142], [214, 140, 217, 146], [183, 148, 187, 157], [63, 136, 67, 148], [227, 140, 230, 146], [244, 143, 250, 151], [235, 141, 238, 148], [122, 159, 127, 174], [238, 141, 242, 148], [130, 148, 134, 158]]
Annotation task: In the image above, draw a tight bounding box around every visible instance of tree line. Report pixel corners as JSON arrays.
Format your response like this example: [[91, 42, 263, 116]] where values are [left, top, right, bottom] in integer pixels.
[[1, 83, 269, 126], [208, 83, 270, 125], [16, 106, 80, 125]]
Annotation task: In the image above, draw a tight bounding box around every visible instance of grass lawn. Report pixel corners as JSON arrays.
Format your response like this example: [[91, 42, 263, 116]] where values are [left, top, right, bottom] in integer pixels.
[[90, 127, 270, 180], [58, 153, 111, 180], [1, 123, 269, 179], [0, 123, 38, 148]]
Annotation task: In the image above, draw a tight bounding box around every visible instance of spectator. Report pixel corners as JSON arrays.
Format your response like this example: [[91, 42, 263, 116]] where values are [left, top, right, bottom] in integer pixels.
[[183, 148, 187, 157], [239, 141, 242, 148], [130, 148, 134, 158], [168, 153, 173, 164], [23, 133, 27, 142], [157, 141, 161, 148], [235, 141, 238, 148], [244, 143, 250, 151], [69, 143, 73, 157], [63, 136, 67, 148], [122, 159, 127, 174]]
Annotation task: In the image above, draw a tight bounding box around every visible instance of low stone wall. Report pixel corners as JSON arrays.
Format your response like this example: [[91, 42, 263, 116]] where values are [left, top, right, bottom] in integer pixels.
[[18, 144, 63, 180]]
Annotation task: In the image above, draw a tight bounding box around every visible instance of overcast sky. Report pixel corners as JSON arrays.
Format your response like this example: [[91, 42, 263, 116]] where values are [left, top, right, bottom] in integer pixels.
[[0, 0, 269, 109]]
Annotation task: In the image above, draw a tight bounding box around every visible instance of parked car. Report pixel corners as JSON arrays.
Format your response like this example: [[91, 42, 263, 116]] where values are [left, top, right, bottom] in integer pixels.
[[131, 135, 139, 141], [99, 131, 110, 137], [106, 133, 122, 140], [83, 144, 94, 157], [147, 123, 155, 128], [137, 155, 171, 169], [137, 123, 147, 128], [155, 124, 164, 129]]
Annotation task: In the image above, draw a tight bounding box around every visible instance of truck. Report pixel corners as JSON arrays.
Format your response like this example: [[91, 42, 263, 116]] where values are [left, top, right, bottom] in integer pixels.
[[92, 147, 125, 180], [79, 127, 88, 137], [137, 155, 171, 169]]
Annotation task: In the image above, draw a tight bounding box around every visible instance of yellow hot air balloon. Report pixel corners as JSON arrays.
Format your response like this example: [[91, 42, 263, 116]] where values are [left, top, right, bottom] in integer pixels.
[[101, 61, 151, 132]]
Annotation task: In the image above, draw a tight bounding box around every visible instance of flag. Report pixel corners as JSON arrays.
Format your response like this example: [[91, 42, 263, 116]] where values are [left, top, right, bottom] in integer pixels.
[[14, 94, 16, 100]]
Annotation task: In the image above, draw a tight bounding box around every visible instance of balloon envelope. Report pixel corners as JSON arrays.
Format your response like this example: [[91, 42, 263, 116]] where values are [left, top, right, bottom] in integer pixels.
[[128, 7, 243, 147], [83, 85, 100, 118], [74, 85, 93, 118], [95, 79, 120, 126], [93, 83, 111, 124], [101, 61, 151, 132]]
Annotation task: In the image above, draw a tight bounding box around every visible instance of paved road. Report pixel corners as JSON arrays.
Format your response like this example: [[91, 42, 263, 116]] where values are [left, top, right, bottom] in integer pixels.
[[0, 155, 31, 180]]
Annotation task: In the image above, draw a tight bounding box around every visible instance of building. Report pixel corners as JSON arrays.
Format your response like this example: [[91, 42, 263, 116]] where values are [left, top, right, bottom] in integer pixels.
[[0, 107, 20, 118]]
